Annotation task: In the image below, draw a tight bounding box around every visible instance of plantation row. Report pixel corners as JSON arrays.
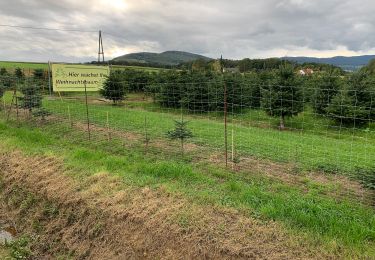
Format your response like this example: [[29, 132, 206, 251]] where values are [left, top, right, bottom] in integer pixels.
[[1, 64, 375, 129], [103, 65, 375, 128]]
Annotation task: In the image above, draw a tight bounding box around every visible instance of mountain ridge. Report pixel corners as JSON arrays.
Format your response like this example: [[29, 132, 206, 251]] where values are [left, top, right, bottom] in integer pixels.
[[282, 55, 375, 70], [111, 50, 374, 71], [112, 51, 212, 66]]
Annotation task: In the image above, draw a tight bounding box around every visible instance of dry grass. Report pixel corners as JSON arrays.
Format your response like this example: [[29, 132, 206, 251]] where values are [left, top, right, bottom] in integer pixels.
[[0, 151, 334, 259]]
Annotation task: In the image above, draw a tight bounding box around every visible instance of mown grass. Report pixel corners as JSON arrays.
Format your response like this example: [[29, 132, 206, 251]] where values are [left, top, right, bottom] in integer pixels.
[[0, 117, 374, 257], [35, 93, 375, 177]]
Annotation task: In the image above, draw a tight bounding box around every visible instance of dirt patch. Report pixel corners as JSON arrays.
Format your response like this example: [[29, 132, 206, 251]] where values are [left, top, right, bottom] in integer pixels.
[[73, 120, 142, 143], [0, 151, 332, 259]]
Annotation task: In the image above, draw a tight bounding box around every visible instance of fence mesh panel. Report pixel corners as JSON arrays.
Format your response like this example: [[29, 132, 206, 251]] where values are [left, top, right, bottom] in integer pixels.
[[0, 74, 374, 206]]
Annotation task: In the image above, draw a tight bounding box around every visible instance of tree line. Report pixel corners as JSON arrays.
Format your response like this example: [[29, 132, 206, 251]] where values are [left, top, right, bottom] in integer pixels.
[[101, 64, 375, 129]]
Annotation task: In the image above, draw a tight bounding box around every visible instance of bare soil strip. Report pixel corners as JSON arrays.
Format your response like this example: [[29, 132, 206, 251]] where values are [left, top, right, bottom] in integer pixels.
[[0, 151, 331, 259]]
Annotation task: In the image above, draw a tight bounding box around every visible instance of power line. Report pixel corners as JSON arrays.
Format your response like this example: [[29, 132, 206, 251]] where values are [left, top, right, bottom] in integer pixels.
[[0, 24, 97, 33]]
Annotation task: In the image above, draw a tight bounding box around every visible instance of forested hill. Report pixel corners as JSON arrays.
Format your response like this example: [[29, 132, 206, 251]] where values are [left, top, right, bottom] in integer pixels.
[[112, 51, 212, 66], [283, 55, 375, 71]]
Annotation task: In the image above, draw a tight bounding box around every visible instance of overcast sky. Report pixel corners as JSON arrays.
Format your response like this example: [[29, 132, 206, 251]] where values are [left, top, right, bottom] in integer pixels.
[[1, 0, 375, 62]]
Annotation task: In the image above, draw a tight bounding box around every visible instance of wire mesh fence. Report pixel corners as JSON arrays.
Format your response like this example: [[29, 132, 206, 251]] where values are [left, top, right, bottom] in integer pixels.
[[0, 73, 374, 206]]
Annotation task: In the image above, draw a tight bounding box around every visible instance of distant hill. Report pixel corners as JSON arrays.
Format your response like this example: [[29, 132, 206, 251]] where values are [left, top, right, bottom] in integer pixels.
[[112, 51, 212, 66], [283, 55, 375, 71]]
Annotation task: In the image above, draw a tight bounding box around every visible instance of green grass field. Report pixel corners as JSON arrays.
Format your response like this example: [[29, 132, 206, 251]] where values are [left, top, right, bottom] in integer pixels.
[[0, 111, 374, 258], [34, 93, 375, 178], [0, 61, 48, 70], [0, 61, 166, 73], [1, 88, 375, 257]]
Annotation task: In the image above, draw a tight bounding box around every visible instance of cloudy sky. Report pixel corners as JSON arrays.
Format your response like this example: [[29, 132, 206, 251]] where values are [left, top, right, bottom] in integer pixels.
[[1, 0, 375, 62]]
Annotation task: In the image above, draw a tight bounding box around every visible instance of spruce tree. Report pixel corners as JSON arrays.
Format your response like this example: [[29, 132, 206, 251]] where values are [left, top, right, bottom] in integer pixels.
[[15, 67, 24, 79], [0, 68, 7, 76], [166, 118, 193, 155], [260, 64, 303, 129], [100, 71, 127, 104], [19, 84, 42, 114], [33, 69, 45, 80], [327, 71, 375, 127], [310, 71, 341, 115]]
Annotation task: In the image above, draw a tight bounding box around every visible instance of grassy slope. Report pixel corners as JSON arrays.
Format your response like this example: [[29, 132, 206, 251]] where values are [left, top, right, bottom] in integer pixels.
[[0, 113, 374, 257], [39, 94, 375, 176]]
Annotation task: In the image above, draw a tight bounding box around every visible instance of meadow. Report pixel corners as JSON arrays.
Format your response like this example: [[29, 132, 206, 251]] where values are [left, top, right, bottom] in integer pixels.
[[0, 105, 374, 257], [0, 61, 165, 73], [0, 61, 48, 70], [36, 92, 375, 177], [1, 75, 375, 258]]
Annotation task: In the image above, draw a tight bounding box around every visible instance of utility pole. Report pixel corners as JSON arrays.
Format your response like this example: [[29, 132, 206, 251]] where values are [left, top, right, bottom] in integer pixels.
[[98, 30, 105, 63]]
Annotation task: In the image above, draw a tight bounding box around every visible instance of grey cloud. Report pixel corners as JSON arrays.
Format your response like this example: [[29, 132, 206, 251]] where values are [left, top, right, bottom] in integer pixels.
[[1, 0, 375, 62]]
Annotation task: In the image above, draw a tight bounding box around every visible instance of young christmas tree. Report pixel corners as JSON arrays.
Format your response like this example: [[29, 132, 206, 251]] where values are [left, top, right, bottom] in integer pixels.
[[100, 71, 127, 105], [19, 84, 42, 114], [166, 117, 193, 155], [261, 64, 303, 130]]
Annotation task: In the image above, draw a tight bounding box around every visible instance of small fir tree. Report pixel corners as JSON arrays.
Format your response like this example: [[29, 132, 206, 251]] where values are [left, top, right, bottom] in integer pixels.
[[33, 69, 45, 80], [100, 71, 127, 104], [19, 84, 42, 114], [0, 68, 7, 76], [15, 67, 24, 79], [260, 64, 303, 129], [166, 118, 193, 155]]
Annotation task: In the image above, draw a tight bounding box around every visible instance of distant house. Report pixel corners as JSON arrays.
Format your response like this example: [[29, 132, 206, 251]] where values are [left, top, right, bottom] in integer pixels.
[[223, 67, 240, 73], [298, 68, 314, 76]]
